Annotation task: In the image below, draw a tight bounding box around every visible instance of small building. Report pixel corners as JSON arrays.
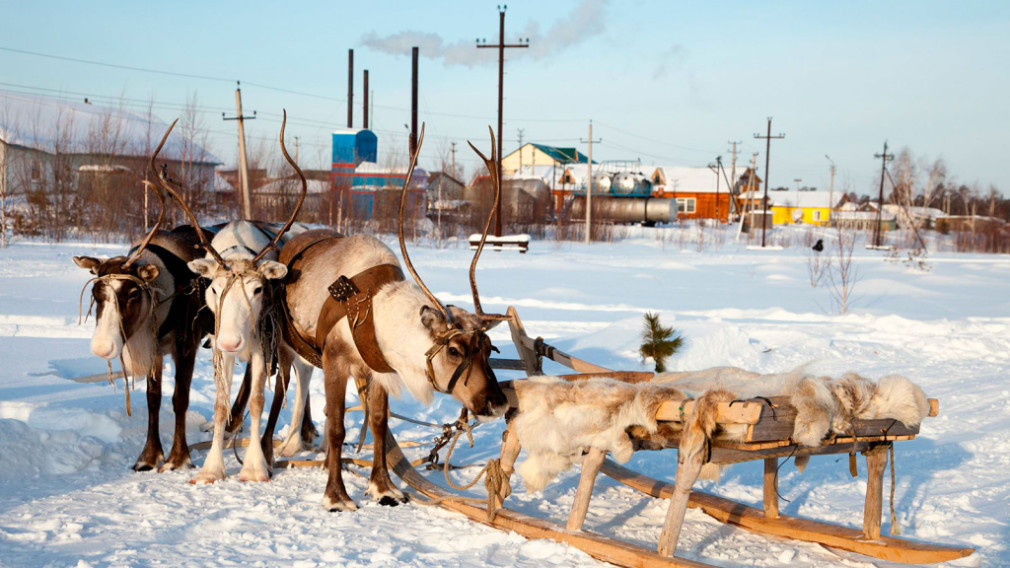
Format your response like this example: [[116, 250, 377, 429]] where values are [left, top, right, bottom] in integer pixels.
[[650, 166, 734, 222], [834, 202, 897, 231], [501, 143, 590, 176], [329, 128, 425, 224], [766, 189, 834, 226], [0, 91, 219, 238]]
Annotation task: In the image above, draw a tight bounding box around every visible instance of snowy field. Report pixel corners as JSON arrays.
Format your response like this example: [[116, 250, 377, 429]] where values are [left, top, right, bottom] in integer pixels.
[[0, 227, 1007, 568]]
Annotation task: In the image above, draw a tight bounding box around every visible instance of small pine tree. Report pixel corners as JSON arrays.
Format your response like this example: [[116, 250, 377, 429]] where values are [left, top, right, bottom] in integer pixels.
[[639, 311, 683, 373]]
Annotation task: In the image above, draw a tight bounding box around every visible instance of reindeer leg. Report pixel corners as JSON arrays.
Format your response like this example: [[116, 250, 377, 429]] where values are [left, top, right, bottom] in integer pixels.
[[191, 352, 235, 484], [364, 378, 406, 506], [262, 350, 291, 467], [134, 354, 165, 471], [239, 353, 271, 482], [279, 354, 314, 457], [301, 390, 318, 442], [161, 347, 195, 471], [322, 346, 356, 511], [225, 364, 252, 436]]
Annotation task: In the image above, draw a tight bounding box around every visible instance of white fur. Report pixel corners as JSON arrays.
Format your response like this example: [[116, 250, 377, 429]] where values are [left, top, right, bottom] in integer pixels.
[[513, 377, 687, 492]]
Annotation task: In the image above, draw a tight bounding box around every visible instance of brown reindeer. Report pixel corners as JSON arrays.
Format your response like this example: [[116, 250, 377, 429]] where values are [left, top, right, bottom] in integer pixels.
[[73, 134, 206, 472], [278, 125, 508, 511]]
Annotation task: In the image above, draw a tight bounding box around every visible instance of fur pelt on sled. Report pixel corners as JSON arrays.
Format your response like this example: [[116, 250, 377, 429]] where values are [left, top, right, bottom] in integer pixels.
[[653, 366, 930, 447], [512, 377, 689, 492], [511, 368, 929, 491]]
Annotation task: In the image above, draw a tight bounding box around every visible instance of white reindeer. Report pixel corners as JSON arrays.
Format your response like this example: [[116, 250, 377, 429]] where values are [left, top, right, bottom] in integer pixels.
[[155, 113, 308, 483]]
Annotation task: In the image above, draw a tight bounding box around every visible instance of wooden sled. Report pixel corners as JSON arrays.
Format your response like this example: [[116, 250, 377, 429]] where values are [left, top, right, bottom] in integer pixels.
[[436, 307, 974, 567]]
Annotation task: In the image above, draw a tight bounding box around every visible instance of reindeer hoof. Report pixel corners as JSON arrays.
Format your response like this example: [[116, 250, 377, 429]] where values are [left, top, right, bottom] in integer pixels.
[[378, 495, 408, 507], [190, 470, 224, 485], [322, 496, 358, 512], [238, 470, 272, 482], [133, 462, 157, 472], [159, 457, 194, 473]]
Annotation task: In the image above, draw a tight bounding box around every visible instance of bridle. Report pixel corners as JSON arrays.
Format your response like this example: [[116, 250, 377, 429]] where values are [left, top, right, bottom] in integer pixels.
[[424, 325, 498, 395]]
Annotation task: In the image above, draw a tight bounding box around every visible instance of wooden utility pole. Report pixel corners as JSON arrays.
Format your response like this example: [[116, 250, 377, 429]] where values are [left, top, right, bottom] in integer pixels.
[[873, 141, 894, 248], [580, 121, 601, 244], [223, 83, 256, 220], [754, 117, 785, 247], [477, 6, 529, 237]]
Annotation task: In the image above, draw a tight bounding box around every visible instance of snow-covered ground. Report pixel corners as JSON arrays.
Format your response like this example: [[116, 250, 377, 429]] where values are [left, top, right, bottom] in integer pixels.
[[0, 227, 1007, 568]]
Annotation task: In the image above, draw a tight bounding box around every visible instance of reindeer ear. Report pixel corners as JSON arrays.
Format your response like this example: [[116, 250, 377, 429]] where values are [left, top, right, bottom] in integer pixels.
[[73, 256, 101, 275], [188, 259, 218, 278], [420, 305, 445, 331], [138, 264, 160, 282], [257, 260, 288, 280]]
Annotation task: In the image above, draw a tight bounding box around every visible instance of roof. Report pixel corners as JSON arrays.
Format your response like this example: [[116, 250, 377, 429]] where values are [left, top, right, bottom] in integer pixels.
[[652, 166, 724, 193], [0, 91, 220, 164], [766, 190, 834, 209], [527, 143, 592, 164], [256, 177, 331, 194]]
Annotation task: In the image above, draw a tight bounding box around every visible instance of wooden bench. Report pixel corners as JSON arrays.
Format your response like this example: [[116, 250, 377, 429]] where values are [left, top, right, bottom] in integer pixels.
[[468, 233, 529, 253]]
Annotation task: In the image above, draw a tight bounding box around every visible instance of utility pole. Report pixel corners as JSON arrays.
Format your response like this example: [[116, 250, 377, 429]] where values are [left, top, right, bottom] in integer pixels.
[[753, 117, 785, 247], [363, 70, 369, 129], [450, 141, 457, 180], [294, 136, 300, 164], [708, 156, 723, 222], [477, 6, 529, 237], [410, 47, 418, 156], [517, 128, 525, 171], [727, 140, 741, 192], [872, 141, 894, 248], [825, 155, 836, 226], [223, 82, 256, 220], [580, 120, 601, 244]]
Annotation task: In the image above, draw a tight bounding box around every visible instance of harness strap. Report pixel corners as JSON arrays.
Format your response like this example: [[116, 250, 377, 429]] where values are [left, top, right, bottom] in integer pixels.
[[315, 264, 405, 373], [279, 231, 347, 368]]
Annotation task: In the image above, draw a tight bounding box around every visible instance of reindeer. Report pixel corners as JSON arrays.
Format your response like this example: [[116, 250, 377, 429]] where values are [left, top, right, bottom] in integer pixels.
[[155, 113, 309, 484], [278, 125, 508, 511], [73, 134, 207, 472]]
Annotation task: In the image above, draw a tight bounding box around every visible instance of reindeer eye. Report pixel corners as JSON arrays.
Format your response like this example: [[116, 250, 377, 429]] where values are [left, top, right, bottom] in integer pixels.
[[127, 288, 141, 301], [447, 346, 462, 358], [252, 286, 263, 295]]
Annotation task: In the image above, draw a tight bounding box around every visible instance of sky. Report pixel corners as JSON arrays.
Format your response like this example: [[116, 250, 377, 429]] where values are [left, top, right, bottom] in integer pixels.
[[2, 0, 1008, 197]]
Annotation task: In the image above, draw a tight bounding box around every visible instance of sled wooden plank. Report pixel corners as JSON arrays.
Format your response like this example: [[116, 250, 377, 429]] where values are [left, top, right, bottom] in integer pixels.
[[386, 433, 717, 568], [600, 460, 974, 565], [656, 400, 764, 424]]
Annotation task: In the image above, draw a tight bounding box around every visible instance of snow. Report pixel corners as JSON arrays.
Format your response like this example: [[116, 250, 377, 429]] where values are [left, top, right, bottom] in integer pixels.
[[0, 227, 1007, 567]]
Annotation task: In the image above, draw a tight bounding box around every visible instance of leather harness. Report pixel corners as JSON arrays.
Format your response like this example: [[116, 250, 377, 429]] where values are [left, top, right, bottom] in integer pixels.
[[280, 233, 404, 373]]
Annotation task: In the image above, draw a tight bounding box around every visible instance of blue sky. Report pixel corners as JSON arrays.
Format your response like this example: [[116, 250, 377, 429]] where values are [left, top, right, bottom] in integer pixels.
[[2, 0, 1007, 196]]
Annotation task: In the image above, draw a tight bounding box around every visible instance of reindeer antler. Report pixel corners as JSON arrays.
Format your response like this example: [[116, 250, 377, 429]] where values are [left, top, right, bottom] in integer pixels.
[[253, 110, 306, 264], [121, 179, 167, 269], [397, 123, 452, 325], [150, 119, 226, 267], [466, 126, 509, 322]]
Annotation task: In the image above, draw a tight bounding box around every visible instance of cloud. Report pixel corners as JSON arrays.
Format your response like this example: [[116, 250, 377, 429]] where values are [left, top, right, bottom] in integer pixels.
[[360, 0, 610, 67], [653, 44, 688, 79]]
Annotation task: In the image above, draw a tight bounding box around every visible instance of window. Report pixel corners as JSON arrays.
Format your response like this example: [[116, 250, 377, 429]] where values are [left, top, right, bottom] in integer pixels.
[[812, 210, 822, 221], [676, 198, 696, 213]]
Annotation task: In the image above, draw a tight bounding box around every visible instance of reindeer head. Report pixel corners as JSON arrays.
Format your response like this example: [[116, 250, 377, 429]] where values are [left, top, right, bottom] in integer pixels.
[[397, 124, 508, 421], [74, 180, 168, 361], [156, 112, 305, 358]]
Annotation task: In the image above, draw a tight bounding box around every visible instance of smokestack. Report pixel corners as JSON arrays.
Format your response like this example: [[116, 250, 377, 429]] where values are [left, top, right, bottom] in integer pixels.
[[347, 49, 354, 128], [410, 46, 418, 156], [363, 70, 369, 130]]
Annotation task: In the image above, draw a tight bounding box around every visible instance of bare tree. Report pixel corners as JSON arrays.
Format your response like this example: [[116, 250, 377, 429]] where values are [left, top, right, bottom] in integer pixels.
[[826, 223, 859, 314], [804, 229, 827, 287]]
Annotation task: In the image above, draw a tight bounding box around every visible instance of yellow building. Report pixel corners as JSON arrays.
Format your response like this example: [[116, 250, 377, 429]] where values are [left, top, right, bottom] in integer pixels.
[[501, 143, 590, 176], [767, 190, 834, 226]]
